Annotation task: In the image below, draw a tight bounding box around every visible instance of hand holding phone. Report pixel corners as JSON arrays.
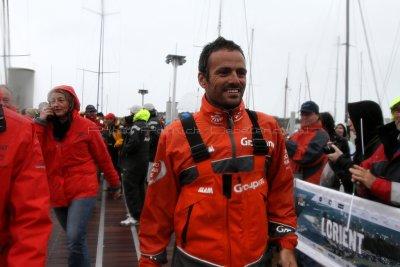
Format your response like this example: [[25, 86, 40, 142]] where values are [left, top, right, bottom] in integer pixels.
[[39, 103, 54, 120]]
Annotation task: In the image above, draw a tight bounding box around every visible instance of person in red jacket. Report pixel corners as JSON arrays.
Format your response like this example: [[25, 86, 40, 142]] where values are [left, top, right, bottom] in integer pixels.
[[286, 101, 329, 184], [139, 37, 297, 267], [0, 84, 18, 111], [348, 97, 400, 206], [84, 104, 104, 130], [35, 85, 120, 267], [328, 100, 386, 201], [0, 104, 52, 267]]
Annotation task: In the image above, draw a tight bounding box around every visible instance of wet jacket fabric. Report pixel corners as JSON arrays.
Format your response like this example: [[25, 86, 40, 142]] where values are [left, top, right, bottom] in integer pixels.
[[139, 96, 297, 267], [35, 85, 120, 207], [286, 120, 329, 184], [0, 107, 52, 267]]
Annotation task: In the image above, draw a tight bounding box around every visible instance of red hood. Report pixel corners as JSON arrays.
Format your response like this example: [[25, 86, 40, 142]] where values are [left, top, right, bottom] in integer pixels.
[[48, 85, 81, 111], [199, 94, 246, 125]]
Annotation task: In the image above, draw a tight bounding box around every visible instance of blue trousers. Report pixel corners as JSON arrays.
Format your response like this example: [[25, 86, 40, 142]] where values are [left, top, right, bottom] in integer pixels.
[[54, 197, 96, 267]]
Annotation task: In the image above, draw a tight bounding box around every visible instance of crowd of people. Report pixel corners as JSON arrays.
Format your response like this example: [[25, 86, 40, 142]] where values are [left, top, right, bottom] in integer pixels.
[[0, 83, 164, 266], [0, 36, 399, 267], [287, 97, 400, 207]]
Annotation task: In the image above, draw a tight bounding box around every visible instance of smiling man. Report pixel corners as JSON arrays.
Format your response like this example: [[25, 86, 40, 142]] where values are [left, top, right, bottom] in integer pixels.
[[139, 37, 297, 267]]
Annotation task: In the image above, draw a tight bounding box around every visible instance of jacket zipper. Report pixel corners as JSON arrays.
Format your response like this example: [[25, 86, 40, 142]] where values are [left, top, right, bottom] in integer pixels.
[[226, 113, 237, 159], [181, 204, 194, 247], [225, 112, 235, 265]]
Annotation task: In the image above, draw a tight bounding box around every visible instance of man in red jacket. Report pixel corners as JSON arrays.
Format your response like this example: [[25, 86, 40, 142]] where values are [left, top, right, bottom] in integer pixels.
[[139, 37, 297, 267], [0, 84, 17, 111], [286, 101, 329, 184], [0, 104, 52, 267]]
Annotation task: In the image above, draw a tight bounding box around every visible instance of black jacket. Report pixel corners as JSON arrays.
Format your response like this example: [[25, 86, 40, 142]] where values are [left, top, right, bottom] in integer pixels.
[[119, 120, 149, 170], [331, 101, 384, 192], [147, 115, 163, 162]]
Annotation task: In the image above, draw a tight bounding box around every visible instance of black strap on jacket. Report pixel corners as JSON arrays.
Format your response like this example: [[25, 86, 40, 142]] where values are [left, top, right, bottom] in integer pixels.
[[0, 105, 6, 133], [180, 114, 210, 163], [245, 109, 268, 155], [180, 110, 269, 162]]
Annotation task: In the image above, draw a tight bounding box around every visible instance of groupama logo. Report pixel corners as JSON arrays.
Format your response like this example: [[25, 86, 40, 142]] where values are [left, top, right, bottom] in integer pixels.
[[233, 178, 265, 193]]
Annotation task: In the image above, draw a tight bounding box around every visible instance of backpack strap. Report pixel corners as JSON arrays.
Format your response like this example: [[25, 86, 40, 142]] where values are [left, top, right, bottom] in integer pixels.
[[180, 114, 210, 163], [245, 109, 268, 155]]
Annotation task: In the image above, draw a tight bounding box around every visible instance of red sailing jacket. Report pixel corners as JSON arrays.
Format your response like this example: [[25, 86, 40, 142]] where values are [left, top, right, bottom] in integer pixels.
[[139, 97, 297, 267], [0, 107, 52, 267], [357, 144, 400, 205], [35, 85, 120, 207], [369, 150, 400, 206], [286, 121, 329, 184]]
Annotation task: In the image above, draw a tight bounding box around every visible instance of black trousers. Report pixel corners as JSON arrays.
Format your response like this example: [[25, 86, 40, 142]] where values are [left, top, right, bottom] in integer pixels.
[[122, 162, 148, 220]]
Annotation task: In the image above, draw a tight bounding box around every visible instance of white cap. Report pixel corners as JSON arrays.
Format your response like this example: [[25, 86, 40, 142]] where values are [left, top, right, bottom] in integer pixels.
[[129, 105, 142, 114], [143, 103, 155, 111]]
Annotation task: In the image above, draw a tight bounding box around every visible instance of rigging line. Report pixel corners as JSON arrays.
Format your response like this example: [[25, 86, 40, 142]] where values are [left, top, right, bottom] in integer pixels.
[[334, 36, 340, 121], [2, 0, 7, 83], [100, 4, 106, 113], [305, 56, 312, 100], [242, 0, 252, 108], [5, 0, 10, 69], [351, 0, 359, 49], [195, 0, 206, 45], [356, 0, 381, 106], [310, 0, 335, 77], [249, 29, 255, 110], [217, 0, 222, 37], [363, 4, 385, 87], [242, 0, 250, 55], [116, 9, 122, 115], [320, 40, 336, 111], [204, 0, 211, 41], [382, 18, 400, 94], [297, 83, 302, 114], [96, 0, 104, 112]]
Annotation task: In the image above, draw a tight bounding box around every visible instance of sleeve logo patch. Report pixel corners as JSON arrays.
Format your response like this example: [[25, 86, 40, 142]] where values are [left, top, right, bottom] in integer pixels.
[[148, 160, 167, 185]]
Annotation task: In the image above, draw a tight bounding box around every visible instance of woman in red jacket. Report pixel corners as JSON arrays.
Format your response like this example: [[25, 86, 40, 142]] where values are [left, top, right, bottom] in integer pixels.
[[35, 85, 120, 267]]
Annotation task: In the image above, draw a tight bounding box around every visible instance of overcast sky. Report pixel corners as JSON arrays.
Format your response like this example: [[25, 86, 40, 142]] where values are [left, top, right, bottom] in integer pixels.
[[2, 0, 400, 122]]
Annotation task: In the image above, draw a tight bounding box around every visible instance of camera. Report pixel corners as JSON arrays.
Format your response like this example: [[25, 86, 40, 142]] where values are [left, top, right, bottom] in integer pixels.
[[322, 145, 335, 154]]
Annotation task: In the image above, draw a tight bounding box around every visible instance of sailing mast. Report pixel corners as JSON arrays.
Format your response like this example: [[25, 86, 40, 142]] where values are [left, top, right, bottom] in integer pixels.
[[246, 28, 254, 109], [1, 0, 29, 85], [283, 53, 290, 119], [217, 0, 223, 37], [96, 0, 105, 112], [305, 57, 311, 100], [344, 0, 350, 123], [334, 36, 340, 121], [1, 0, 10, 84], [83, 0, 118, 112]]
